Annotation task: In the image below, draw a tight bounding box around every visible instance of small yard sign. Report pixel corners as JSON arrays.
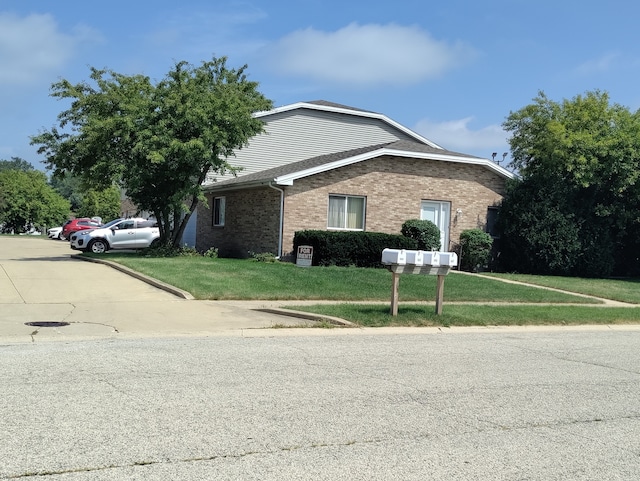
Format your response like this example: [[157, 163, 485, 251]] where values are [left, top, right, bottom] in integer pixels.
[[296, 245, 313, 267]]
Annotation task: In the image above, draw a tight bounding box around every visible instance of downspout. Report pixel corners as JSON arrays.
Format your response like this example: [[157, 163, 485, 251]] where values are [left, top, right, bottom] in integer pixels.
[[268, 182, 284, 259]]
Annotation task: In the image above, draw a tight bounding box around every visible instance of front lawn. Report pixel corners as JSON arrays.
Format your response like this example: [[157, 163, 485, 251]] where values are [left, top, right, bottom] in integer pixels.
[[89, 253, 640, 327], [97, 254, 597, 303]]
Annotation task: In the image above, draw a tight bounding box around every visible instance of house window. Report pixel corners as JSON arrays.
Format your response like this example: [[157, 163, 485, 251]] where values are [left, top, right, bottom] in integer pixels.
[[213, 196, 225, 226], [420, 200, 451, 251], [328, 195, 366, 230]]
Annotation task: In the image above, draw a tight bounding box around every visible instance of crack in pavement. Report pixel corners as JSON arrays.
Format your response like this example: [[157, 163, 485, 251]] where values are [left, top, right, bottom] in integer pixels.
[[7, 412, 640, 479], [1, 264, 26, 304], [497, 340, 640, 376], [3, 438, 384, 479]]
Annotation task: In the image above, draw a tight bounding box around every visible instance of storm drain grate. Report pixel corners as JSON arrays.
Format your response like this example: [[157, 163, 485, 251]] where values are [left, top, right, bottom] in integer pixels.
[[25, 321, 70, 328]]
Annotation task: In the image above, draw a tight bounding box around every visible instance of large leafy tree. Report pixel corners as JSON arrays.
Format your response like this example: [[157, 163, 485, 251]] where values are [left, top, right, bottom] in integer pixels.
[[76, 186, 121, 221], [32, 56, 273, 247], [0, 169, 70, 233], [49, 174, 83, 211], [498, 90, 640, 276]]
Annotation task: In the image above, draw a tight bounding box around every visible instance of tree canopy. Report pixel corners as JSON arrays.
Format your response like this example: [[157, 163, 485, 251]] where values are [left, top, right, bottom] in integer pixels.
[[32, 56, 273, 247], [0, 157, 34, 172], [497, 90, 640, 277], [0, 169, 70, 233], [76, 186, 121, 221]]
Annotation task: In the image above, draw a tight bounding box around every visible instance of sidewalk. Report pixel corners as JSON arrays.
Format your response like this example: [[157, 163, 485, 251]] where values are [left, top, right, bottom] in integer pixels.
[[0, 237, 336, 344]]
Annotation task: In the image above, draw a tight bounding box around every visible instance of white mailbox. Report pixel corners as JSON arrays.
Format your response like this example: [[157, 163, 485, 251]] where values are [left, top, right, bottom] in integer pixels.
[[381, 248, 407, 265], [405, 250, 424, 266], [382, 248, 456, 316], [438, 252, 458, 267], [422, 251, 440, 266]]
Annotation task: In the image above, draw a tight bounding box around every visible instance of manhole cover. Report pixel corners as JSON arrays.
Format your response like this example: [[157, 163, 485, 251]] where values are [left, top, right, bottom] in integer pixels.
[[25, 321, 70, 328]]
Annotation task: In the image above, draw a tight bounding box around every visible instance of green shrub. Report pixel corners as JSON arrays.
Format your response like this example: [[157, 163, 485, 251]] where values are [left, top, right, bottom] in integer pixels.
[[142, 244, 202, 258], [293, 230, 417, 267], [459, 229, 493, 272], [401, 219, 441, 250], [250, 251, 278, 263], [203, 247, 219, 258]]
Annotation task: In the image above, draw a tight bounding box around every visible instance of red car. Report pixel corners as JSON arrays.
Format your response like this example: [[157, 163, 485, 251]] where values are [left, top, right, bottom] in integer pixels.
[[61, 218, 102, 240]]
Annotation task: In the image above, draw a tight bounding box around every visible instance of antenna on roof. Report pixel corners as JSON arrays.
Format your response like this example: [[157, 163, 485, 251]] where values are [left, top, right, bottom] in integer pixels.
[[491, 152, 508, 165]]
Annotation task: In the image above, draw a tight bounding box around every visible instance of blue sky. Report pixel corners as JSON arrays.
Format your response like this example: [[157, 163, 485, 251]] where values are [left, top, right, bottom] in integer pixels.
[[2, 0, 640, 170]]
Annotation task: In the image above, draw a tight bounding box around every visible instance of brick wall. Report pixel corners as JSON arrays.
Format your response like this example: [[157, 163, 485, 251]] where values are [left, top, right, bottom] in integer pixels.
[[281, 156, 505, 256], [198, 156, 506, 258], [196, 187, 281, 257]]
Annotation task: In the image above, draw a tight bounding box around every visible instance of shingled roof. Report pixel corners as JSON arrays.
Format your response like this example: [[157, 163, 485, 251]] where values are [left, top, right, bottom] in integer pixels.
[[205, 140, 512, 191], [304, 100, 378, 114]]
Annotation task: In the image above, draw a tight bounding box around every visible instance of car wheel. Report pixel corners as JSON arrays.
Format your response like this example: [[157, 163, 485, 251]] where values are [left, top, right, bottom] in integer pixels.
[[88, 239, 108, 254], [150, 238, 160, 248]]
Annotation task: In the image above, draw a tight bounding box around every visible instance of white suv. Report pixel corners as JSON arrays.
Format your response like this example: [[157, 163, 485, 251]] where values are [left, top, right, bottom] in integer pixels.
[[70, 218, 160, 253]]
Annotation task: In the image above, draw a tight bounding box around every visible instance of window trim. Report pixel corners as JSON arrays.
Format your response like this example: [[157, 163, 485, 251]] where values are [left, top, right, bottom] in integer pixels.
[[327, 194, 366, 231], [212, 196, 226, 227]]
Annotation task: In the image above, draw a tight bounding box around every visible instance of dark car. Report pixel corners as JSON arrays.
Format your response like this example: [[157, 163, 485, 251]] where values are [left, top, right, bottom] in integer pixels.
[[60, 218, 102, 240]]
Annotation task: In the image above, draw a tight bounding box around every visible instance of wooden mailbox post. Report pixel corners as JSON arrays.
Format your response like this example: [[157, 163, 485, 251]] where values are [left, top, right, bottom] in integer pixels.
[[382, 249, 458, 316]]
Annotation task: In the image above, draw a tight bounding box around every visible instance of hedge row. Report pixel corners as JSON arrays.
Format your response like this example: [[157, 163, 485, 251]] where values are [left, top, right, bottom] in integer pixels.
[[293, 230, 417, 268]]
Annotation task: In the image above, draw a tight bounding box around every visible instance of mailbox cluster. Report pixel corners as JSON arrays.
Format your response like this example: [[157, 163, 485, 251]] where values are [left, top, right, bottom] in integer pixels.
[[381, 249, 458, 267]]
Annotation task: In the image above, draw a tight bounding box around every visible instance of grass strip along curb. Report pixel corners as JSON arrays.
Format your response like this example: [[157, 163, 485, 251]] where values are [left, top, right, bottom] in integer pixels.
[[83, 253, 640, 327]]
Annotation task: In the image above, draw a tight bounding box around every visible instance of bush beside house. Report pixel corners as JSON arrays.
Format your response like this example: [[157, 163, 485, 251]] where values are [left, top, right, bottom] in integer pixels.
[[293, 230, 417, 267], [458, 229, 493, 272]]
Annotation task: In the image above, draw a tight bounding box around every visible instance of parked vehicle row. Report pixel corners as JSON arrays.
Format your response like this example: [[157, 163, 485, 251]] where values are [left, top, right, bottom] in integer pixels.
[[45, 216, 159, 253], [69, 217, 160, 253], [47, 226, 63, 239], [61, 217, 102, 240]]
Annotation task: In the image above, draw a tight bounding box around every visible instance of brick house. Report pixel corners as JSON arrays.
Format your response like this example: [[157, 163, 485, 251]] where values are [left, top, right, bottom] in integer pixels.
[[196, 101, 514, 258]]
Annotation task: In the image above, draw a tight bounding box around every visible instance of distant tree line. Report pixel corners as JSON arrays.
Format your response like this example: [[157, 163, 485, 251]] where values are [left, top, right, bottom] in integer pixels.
[[0, 158, 69, 233], [0, 157, 120, 233]]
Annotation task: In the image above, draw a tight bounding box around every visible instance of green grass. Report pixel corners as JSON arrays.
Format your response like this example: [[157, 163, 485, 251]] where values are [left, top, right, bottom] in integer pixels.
[[88, 253, 640, 327], [284, 303, 640, 327], [483, 273, 640, 304], [97, 254, 597, 303]]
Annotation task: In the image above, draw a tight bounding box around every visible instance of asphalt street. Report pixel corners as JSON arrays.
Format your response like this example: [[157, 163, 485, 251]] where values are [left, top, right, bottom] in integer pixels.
[[3, 329, 640, 480], [1, 237, 640, 480]]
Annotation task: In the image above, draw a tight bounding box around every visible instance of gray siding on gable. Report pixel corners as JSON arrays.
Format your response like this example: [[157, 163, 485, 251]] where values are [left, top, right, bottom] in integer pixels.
[[205, 108, 415, 184]]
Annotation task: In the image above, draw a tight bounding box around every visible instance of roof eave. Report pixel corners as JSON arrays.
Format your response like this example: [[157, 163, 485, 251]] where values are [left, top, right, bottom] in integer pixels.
[[203, 179, 276, 193], [274, 148, 515, 185]]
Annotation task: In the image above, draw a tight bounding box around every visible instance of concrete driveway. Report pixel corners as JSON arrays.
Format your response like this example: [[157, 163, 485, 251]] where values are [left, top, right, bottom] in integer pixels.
[[0, 236, 314, 343]]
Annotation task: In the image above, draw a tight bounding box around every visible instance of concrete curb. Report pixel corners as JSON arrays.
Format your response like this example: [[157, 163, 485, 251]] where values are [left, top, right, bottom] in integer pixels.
[[71, 254, 357, 327], [255, 308, 358, 327], [71, 254, 195, 300]]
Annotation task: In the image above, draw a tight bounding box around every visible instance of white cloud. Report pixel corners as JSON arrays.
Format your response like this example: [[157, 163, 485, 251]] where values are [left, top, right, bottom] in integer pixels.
[[574, 52, 621, 76], [144, 6, 268, 59], [0, 13, 101, 86], [414, 117, 509, 158], [266, 23, 477, 87]]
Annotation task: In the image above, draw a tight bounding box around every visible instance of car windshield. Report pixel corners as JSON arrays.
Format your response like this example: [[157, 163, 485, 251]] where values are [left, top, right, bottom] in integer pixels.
[[101, 219, 123, 229]]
